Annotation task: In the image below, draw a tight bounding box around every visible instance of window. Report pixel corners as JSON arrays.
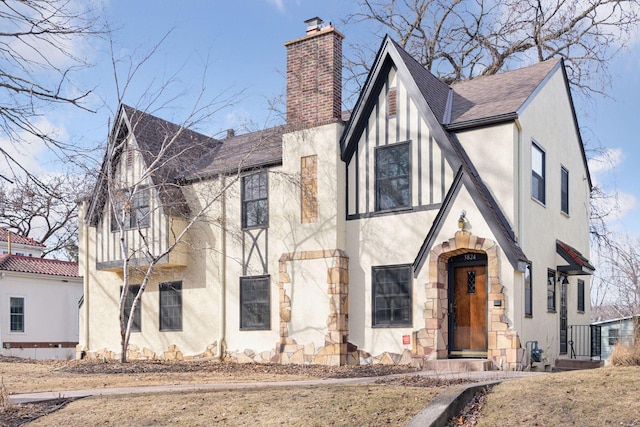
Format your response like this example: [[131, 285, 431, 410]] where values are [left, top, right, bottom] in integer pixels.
[[372, 265, 412, 327], [375, 142, 411, 211], [547, 270, 556, 312], [561, 167, 569, 214], [524, 263, 533, 317], [111, 187, 150, 231], [159, 281, 182, 331], [242, 172, 268, 228], [240, 276, 270, 330], [532, 142, 545, 203], [122, 285, 141, 332], [608, 328, 619, 346], [577, 279, 585, 312], [9, 297, 24, 332]]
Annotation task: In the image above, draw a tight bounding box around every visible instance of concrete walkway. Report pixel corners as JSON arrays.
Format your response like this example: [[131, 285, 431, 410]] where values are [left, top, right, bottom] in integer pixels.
[[10, 369, 545, 425]]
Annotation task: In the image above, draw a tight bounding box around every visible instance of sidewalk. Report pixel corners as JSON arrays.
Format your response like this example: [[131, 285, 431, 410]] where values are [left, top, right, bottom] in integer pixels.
[[10, 369, 544, 404]]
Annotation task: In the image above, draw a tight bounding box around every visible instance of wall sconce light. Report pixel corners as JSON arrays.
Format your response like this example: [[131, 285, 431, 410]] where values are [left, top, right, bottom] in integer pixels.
[[457, 210, 466, 230], [558, 274, 569, 285]]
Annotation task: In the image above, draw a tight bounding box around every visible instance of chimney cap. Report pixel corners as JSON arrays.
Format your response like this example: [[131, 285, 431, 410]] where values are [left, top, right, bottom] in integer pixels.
[[305, 17, 324, 33]]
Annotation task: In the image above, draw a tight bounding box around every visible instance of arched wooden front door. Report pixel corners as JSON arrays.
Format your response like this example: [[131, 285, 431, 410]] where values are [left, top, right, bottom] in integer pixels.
[[448, 253, 488, 358]]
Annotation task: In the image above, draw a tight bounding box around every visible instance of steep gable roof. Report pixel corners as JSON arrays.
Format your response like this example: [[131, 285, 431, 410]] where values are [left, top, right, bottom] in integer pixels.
[[341, 36, 555, 270], [0, 228, 45, 248], [0, 254, 79, 277], [447, 59, 560, 128]]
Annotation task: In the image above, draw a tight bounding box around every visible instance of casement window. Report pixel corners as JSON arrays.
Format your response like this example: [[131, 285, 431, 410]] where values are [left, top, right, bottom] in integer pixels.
[[240, 276, 270, 330], [561, 166, 569, 214], [547, 269, 556, 312], [159, 281, 182, 331], [111, 186, 150, 231], [375, 142, 411, 211], [524, 263, 533, 317], [577, 279, 585, 312], [242, 171, 268, 228], [372, 265, 412, 327], [9, 297, 24, 332], [122, 285, 141, 332], [531, 142, 546, 204]]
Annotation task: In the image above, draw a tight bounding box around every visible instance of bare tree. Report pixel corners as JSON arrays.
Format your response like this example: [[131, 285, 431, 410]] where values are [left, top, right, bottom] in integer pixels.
[[345, 0, 640, 99], [0, 173, 92, 259], [592, 234, 640, 319], [0, 0, 103, 183]]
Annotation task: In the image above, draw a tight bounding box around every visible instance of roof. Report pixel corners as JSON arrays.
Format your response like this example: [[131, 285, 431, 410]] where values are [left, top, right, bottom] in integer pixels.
[[0, 228, 45, 248], [181, 125, 286, 181], [447, 59, 560, 128], [556, 239, 595, 275], [0, 255, 80, 277]]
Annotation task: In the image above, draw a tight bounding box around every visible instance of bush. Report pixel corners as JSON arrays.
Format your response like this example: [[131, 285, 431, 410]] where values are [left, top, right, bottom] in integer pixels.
[[610, 342, 640, 366]]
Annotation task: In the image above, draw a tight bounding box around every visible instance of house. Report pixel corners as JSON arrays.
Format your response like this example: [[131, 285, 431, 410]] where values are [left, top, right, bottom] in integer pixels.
[[592, 315, 640, 362], [78, 18, 593, 370], [0, 228, 83, 359]]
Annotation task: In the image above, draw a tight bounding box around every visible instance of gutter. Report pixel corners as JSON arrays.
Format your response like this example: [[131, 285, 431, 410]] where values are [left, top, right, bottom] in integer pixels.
[[216, 177, 227, 360]]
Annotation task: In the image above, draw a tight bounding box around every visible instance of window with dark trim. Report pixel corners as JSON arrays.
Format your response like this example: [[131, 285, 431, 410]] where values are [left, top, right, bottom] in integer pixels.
[[122, 285, 141, 332], [524, 263, 533, 317], [240, 276, 270, 330], [532, 142, 546, 204], [577, 279, 585, 312], [372, 265, 412, 327], [111, 187, 150, 231], [375, 142, 411, 211], [10, 297, 24, 332], [242, 171, 268, 228], [547, 269, 556, 312], [608, 328, 619, 346], [159, 281, 182, 331], [561, 166, 569, 214]]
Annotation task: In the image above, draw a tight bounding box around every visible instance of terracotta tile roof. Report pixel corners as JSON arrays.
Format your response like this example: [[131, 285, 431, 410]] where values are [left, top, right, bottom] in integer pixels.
[[556, 239, 595, 275], [0, 255, 80, 277], [0, 228, 45, 248]]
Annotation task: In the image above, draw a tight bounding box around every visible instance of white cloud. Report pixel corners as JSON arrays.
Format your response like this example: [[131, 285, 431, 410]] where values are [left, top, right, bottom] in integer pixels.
[[266, 0, 286, 13], [587, 147, 623, 181]]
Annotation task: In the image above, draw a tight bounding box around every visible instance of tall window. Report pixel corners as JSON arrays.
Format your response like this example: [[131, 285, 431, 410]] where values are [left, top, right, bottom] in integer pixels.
[[375, 142, 411, 211], [123, 285, 142, 332], [561, 167, 569, 214], [240, 276, 270, 330], [10, 297, 24, 332], [524, 263, 533, 317], [531, 142, 545, 204], [159, 281, 182, 331], [577, 279, 585, 312], [372, 265, 412, 327], [242, 171, 268, 228], [547, 270, 556, 312], [111, 187, 150, 231]]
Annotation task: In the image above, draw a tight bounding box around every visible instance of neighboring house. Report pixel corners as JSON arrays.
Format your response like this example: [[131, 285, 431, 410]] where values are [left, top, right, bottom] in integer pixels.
[[0, 227, 46, 258], [78, 18, 593, 369], [592, 315, 639, 361], [0, 230, 82, 359]]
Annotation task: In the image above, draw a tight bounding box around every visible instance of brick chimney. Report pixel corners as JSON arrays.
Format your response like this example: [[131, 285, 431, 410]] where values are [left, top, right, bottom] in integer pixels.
[[285, 17, 344, 127]]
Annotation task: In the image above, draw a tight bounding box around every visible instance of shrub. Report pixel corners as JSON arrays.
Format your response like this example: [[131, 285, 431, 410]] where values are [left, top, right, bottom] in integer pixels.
[[610, 342, 640, 366]]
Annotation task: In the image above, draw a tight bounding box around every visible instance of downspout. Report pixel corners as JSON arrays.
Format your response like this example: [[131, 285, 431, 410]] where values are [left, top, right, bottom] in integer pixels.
[[83, 201, 90, 354], [515, 119, 524, 248], [216, 177, 227, 360]]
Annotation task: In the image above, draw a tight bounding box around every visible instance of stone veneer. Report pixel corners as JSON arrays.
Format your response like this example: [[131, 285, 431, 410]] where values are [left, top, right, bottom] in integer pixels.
[[416, 230, 525, 370]]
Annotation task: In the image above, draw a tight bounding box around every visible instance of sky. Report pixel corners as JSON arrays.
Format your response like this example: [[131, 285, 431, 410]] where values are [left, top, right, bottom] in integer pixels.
[[4, 0, 640, 238]]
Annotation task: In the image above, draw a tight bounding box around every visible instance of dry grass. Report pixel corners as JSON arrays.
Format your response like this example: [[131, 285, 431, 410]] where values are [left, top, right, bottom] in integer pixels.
[[611, 342, 640, 366], [26, 385, 439, 426], [477, 367, 640, 427]]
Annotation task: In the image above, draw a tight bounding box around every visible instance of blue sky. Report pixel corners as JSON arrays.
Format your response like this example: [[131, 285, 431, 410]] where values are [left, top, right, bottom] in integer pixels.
[[9, 0, 639, 237]]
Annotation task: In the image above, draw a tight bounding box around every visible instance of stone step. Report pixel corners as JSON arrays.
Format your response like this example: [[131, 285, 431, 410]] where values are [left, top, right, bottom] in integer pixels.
[[423, 358, 493, 372], [553, 358, 603, 371]]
